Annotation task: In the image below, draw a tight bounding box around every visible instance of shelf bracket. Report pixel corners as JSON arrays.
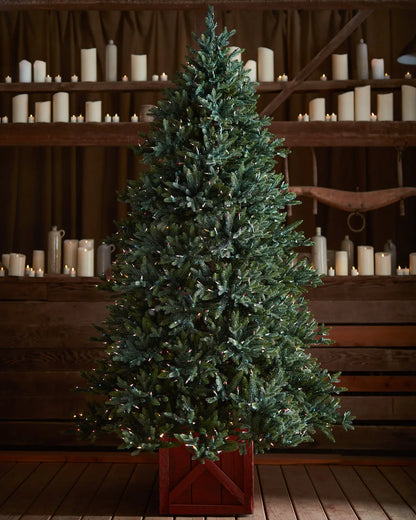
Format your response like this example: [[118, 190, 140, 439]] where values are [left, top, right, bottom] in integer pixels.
[[260, 8, 374, 116]]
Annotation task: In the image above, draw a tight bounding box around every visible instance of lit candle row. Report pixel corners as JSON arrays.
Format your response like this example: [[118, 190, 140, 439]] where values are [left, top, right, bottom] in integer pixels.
[[326, 249, 416, 276]]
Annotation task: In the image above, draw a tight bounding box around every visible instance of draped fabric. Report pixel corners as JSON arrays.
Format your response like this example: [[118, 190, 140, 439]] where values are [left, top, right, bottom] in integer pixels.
[[0, 8, 415, 266]]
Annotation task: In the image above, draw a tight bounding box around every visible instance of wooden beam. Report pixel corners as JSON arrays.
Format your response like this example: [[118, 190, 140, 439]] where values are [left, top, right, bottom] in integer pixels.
[[260, 8, 374, 116], [0, 0, 414, 10]]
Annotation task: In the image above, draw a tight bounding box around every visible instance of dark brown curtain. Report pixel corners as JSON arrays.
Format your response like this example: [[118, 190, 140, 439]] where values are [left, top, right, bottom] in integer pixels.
[[0, 8, 415, 266]]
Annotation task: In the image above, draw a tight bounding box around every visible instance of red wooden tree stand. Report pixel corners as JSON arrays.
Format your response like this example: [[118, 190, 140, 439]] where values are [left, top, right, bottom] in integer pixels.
[[158, 441, 254, 515]]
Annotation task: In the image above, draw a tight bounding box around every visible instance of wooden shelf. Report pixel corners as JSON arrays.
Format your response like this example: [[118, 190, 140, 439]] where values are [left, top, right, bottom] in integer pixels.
[[0, 0, 415, 10], [0, 78, 414, 94], [0, 121, 414, 147]]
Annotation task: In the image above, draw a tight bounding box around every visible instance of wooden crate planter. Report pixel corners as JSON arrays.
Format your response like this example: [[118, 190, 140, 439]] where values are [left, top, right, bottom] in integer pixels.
[[158, 441, 254, 515]]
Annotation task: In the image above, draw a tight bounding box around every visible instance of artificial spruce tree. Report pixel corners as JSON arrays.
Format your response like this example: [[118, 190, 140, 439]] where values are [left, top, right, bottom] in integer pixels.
[[78, 7, 352, 461]]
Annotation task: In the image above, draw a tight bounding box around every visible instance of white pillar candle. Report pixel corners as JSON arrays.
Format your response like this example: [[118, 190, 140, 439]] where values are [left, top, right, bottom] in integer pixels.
[[409, 253, 416, 275], [371, 58, 384, 79], [401, 85, 416, 121], [131, 54, 147, 81], [85, 100, 102, 122], [33, 60, 47, 82], [2, 253, 10, 269], [8, 253, 26, 277], [257, 47, 274, 82], [309, 98, 326, 121], [354, 85, 371, 121], [335, 250, 348, 276], [356, 39, 369, 80], [229, 46, 242, 62], [338, 91, 355, 121], [105, 40, 117, 82], [12, 94, 29, 123], [19, 59, 32, 82], [331, 53, 349, 80], [244, 60, 257, 82], [81, 48, 97, 82], [79, 238, 94, 249], [377, 92, 393, 121], [63, 239, 79, 270], [357, 245, 374, 275], [35, 101, 51, 123], [32, 250, 45, 272], [77, 247, 94, 277], [53, 92, 69, 122], [375, 252, 392, 275]]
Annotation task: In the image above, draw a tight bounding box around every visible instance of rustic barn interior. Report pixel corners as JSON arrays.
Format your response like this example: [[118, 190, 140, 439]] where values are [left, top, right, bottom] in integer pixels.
[[0, 0, 415, 518]]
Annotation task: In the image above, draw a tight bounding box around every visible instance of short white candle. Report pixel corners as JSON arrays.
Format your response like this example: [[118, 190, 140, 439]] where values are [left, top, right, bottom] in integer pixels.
[[122, 74, 128, 82], [0, 267, 5, 277], [355, 85, 371, 121], [77, 114, 84, 123], [351, 266, 359, 276], [309, 98, 326, 121], [131, 54, 147, 81], [401, 85, 416, 121], [112, 113, 120, 122], [19, 59, 32, 83], [325, 113, 331, 122], [303, 113, 309, 122], [63, 264, 70, 275], [338, 91, 354, 121], [70, 267, 76, 277], [35, 101, 51, 123], [281, 73, 288, 81], [330, 113, 337, 121], [409, 252, 416, 275], [71, 74, 78, 82], [70, 115, 77, 123], [384, 73, 390, 80], [297, 114, 304, 122], [28, 268, 35, 277], [5, 75, 12, 83], [85, 101, 102, 122], [370, 112, 378, 121], [320, 74, 327, 81], [405, 72, 412, 80], [375, 252, 391, 275], [28, 114, 35, 123], [244, 60, 257, 82], [104, 113, 111, 123], [25, 264, 31, 275], [160, 72, 168, 81], [328, 266, 335, 276], [1, 116, 8, 124], [332, 53, 349, 80], [371, 58, 384, 79], [53, 92, 69, 122], [33, 60, 46, 82], [403, 267, 410, 275], [9, 253, 27, 276], [152, 74, 159, 81], [54, 74, 62, 83], [81, 48, 97, 82], [131, 113, 139, 122], [45, 74, 52, 83], [257, 47, 274, 82], [335, 250, 348, 276], [357, 245, 374, 275]]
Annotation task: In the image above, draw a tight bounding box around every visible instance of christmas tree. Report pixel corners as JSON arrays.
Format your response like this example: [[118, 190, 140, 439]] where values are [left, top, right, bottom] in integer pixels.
[[78, 7, 352, 461]]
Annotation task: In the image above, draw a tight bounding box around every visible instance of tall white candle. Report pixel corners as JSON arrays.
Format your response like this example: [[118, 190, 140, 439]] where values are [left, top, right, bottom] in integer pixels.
[[229, 46, 242, 62], [401, 85, 416, 121], [81, 48, 97, 82], [35, 101, 51, 122], [356, 39, 369, 80], [331, 53, 349, 80], [357, 245, 374, 275], [409, 252, 416, 275], [19, 59, 32, 82], [79, 238, 94, 250], [85, 100, 102, 122], [77, 247, 94, 277], [377, 92, 393, 121], [338, 91, 354, 121], [335, 250, 348, 276], [12, 94, 29, 123], [309, 98, 326, 121], [375, 252, 392, 275], [63, 239, 79, 270], [52, 92, 69, 122], [355, 85, 371, 121], [244, 60, 257, 82], [8, 253, 26, 277], [32, 250, 45, 272], [371, 58, 384, 79], [131, 54, 147, 81], [257, 47, 274, 82], [33, 60, 47, 82]]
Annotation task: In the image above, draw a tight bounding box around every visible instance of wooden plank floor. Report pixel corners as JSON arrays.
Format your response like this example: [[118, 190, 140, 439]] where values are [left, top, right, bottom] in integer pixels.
[[0, 455, 415, 520]]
